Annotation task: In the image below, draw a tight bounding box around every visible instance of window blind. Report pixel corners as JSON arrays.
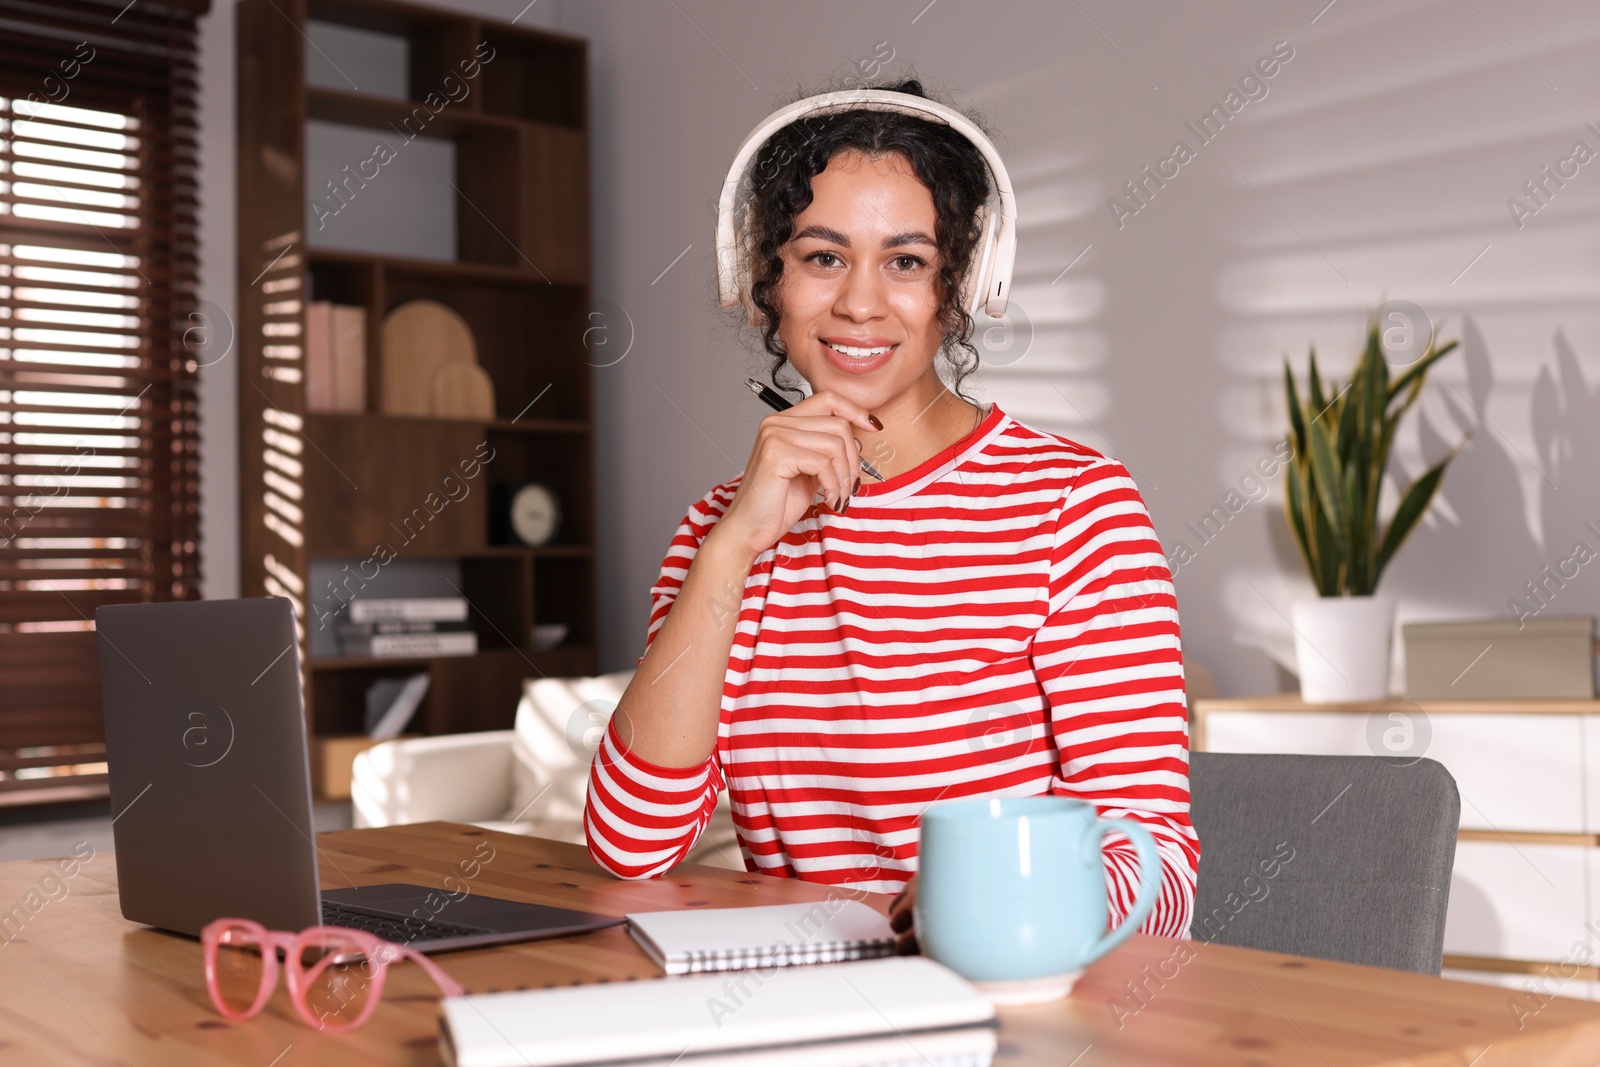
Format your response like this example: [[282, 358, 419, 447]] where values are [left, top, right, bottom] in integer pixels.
[[0, 0, 207, 802]]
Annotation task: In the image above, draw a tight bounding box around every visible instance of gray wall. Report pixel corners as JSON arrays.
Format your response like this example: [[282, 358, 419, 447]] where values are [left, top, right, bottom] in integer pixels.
[[197, 1, 1600, 698]]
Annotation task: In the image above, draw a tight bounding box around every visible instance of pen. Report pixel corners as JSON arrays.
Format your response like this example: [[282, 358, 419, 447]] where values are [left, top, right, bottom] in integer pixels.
[[745, 378, 885, 482]]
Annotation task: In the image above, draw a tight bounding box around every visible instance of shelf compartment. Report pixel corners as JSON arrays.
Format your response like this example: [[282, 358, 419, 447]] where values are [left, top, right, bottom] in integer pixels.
[[307, 0, 486, 108], [380, 270, 591, 421], [451, 123, 525, 270], [534, 554, 594, 649], [310, 646, 600, 733], [460, 554, 533, 651], [478, 29, 586, 128], [303, 97, 582, 276], [307, 256, 377, 306], [484, 429, 592, 549], [300, 413, 491, 553], [506, 123, 589, 282]]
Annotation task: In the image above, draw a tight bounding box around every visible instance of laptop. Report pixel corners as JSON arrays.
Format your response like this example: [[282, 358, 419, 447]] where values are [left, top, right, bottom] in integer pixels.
[[95, 596, 624, 952]]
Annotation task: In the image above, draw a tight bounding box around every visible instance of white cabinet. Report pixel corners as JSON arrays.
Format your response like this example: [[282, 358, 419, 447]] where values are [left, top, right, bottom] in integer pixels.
[[1436, 715, 1584, 833], [1204, 710, 1586, 833], [1194, 696, 1600, 985], [1446, 841, 1587, 961]]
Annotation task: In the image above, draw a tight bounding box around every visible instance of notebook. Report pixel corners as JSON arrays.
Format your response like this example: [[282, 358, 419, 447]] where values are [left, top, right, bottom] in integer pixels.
[[438, 955, 997, 1067], [626, 900, 896, 975]]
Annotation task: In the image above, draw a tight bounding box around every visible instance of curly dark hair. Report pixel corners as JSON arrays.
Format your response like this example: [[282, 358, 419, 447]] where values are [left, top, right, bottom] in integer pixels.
[[739, 78, 995, 401]]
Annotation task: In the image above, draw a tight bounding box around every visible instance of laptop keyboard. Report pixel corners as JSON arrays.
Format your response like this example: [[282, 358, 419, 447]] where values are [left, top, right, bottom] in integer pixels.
[[321, 901, 489, 944]]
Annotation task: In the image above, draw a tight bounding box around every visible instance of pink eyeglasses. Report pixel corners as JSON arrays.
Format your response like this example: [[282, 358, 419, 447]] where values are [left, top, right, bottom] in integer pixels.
[[201, 917, 465, 1033]]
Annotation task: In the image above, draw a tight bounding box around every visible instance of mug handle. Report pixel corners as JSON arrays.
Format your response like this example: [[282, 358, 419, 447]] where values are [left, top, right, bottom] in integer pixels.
[[1085, 817, 1163, 962]]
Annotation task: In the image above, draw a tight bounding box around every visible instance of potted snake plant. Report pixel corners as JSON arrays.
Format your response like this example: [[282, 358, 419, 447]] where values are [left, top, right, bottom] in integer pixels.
[[1282, 312, 1461, 702]]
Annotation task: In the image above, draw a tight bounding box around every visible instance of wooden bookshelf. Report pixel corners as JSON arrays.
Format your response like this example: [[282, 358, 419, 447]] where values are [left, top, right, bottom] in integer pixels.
[[236, 0, 597, 752]]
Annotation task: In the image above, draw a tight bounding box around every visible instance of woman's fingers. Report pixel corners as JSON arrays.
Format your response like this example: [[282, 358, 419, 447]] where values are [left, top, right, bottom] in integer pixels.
[[724, 390, 879, 554], [889, 889, 917, 953], [789, 389, 882, 436], [755, 429, 851, 510], [888, 877, 915, 936], [761, 415, 860, 507], [789, 427, 855, 509], [759, 421, 856, 508]]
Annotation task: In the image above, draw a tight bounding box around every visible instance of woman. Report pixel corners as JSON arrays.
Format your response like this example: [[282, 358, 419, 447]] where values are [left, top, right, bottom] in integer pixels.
[[585, 80, 1199, 946]]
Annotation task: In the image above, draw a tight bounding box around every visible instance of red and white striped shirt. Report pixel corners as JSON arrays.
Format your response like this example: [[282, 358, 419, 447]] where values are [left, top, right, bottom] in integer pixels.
[[585, 404, 1199, 938]]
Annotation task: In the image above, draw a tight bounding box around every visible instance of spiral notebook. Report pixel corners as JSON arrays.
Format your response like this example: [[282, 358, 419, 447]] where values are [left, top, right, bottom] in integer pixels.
[[626, 900, 897, 975]]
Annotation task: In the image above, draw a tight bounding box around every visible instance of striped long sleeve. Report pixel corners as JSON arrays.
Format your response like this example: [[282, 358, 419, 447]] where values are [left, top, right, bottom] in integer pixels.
[[1032, 459, 1197, 937], [584, 405, 1199, 937]]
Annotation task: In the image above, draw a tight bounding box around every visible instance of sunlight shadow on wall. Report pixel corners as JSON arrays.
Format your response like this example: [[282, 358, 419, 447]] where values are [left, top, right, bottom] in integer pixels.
[[1205, 0, 1600, 678], [973, 151, 1115, 456]]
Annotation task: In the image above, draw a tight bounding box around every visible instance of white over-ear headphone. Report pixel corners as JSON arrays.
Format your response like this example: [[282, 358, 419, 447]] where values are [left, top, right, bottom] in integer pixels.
[[714, 89, 1017, 324]]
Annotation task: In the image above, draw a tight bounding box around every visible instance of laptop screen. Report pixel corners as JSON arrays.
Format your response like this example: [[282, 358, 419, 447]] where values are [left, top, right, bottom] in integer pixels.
[[97, 597, 322, 936]]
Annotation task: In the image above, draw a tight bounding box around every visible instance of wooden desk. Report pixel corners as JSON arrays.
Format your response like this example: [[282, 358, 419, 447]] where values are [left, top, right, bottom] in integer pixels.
[[3, 822, 1600, 1066]]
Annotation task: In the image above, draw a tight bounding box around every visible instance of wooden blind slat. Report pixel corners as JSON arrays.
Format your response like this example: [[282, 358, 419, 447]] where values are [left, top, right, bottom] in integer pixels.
[[0, 1, 201, 792]]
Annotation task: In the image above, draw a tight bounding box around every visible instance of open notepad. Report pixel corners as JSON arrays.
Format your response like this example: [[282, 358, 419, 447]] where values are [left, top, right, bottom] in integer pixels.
[[438, 955, 998, 1067], [626, 900, 897, 975]]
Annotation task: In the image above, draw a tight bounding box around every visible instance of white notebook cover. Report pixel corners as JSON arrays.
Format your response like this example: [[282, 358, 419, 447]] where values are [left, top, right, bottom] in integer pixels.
[[626, 900, 896, 975], [438, 956, 997, 1067]]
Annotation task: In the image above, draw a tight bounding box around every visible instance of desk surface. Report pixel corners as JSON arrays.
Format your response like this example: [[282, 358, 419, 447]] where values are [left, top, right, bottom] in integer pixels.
[[2, 822, 1599, 1066]]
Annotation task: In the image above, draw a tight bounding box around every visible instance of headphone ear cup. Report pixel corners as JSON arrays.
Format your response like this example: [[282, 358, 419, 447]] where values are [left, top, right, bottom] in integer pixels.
[[963, 203, 999, 319], [735, 200, 762, 326]]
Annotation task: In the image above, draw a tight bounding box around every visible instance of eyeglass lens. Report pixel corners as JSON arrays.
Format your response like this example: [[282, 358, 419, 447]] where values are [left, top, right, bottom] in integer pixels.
[[296, 930, 380, 1028], [211, 923, 267, 1016]]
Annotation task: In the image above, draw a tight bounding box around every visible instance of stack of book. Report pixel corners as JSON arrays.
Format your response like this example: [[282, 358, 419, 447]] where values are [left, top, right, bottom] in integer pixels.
[[305, 301, 366, 413], [341, 597, 477, 659]]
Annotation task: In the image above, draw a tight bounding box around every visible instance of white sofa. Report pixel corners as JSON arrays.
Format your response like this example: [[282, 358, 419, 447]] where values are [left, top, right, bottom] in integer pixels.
[[350, 669, 743, 871]]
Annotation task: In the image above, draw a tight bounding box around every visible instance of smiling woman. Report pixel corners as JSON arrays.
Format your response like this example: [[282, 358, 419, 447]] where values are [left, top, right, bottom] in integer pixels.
[[741, 94, 994, 416], [584, 80, 1200, 948]]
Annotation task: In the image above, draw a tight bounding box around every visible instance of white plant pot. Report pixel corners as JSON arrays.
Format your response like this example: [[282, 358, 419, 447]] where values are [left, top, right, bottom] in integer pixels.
[[1291, 595, 1396, 703]]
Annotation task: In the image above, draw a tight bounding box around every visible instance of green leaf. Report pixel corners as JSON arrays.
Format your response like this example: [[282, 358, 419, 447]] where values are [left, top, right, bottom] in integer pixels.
[[1307, 419, 1348, 560], [1337, 460, 1363, 591], [1373, 449, 1459, 583], [1387, 339, 1459, 406], [1312, 498, 1343, 595], [1284, 359, 1307, 458], [1390, 369, 1427, 425], [1358, 340, 1387, 581], [1363, 334, 1386, 444], [1285, 461, 1313, 573], [1307, 346, 1327, 416], [1336, 367, 1362, 469]]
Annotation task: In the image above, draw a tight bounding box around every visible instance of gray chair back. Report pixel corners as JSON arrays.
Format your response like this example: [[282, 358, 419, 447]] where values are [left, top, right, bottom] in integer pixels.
[[1188, 752, 1459, 974]]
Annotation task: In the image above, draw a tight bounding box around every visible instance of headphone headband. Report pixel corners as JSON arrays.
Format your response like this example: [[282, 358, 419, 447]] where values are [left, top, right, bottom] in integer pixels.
[[714, 89, 1017, 321]]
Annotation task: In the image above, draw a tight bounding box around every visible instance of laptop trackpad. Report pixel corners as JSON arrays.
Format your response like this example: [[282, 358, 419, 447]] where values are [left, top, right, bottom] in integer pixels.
[[322, 883, 623, 935]]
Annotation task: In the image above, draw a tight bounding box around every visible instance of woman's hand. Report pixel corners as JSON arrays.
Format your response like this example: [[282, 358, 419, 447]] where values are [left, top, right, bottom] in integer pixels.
[[888, 875, 919, 955], [715, 390, 881, 558]]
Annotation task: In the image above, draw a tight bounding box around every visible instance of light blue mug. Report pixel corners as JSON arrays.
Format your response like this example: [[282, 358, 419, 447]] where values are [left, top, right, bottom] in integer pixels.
[[914, 795, 1161, 1002]]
